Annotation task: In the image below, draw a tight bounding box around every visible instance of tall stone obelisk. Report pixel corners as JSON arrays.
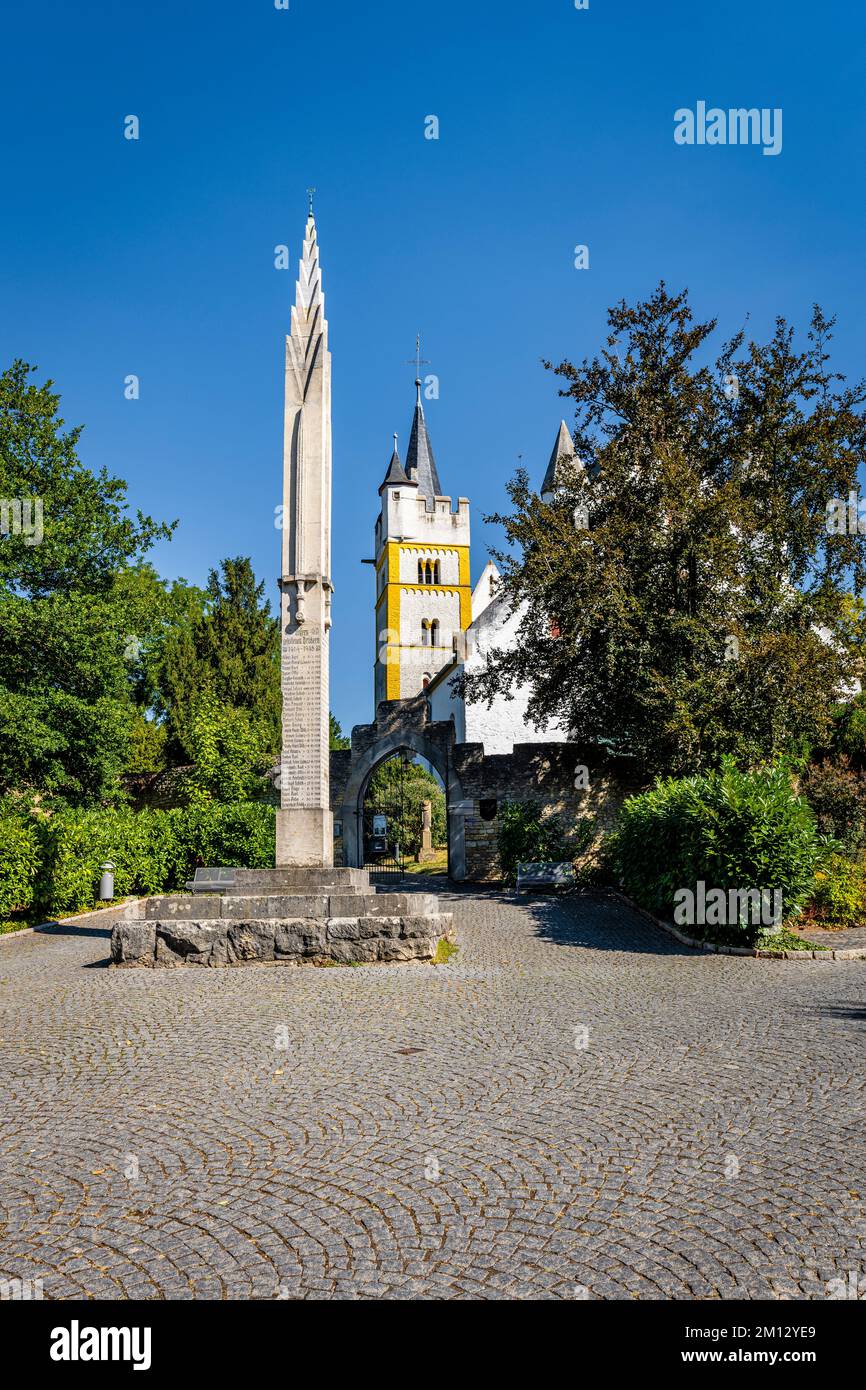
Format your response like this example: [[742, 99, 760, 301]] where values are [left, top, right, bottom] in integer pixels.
[[276, 207, 334, 866]]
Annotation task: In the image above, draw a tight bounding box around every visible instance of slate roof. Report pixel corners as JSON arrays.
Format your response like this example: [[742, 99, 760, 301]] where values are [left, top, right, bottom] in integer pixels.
[[405, 381, 442, 509], [378, 439, 415, 494], [540, 420, 578, 497]]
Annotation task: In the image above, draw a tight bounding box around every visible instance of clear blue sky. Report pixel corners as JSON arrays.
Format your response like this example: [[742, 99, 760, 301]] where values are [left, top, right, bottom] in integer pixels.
[[2, 0, 865, 734]]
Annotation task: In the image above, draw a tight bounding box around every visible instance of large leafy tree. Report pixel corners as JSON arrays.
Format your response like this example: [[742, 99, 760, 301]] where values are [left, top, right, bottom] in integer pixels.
[[0, 361, 173, 804], [463, 286, 866, 778], [147, 556, 281, 764]]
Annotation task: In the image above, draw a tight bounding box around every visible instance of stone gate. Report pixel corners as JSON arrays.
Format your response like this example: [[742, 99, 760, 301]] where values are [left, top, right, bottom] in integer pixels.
[[330, 695, 642, 881]]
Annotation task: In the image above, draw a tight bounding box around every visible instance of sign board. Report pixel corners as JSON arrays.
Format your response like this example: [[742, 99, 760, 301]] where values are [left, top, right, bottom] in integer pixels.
[[186, 866, 237, 893]]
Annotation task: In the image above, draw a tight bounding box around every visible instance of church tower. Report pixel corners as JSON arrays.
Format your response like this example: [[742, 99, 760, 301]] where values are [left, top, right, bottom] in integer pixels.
[[373, 379, 471, 703]]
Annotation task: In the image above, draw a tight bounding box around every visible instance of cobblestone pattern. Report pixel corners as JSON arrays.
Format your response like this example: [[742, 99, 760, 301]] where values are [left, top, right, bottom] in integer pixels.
[[0, 887, 864, 1300]]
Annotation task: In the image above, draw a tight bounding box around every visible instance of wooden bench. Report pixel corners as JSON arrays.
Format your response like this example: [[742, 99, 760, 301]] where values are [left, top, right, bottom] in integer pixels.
[[184, 867, 237, 894], [516, 861, 576, 893]]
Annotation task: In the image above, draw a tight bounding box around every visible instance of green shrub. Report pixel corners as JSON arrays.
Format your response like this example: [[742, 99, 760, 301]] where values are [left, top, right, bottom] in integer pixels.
[[186, 802, 275, 869], [0, 816, 41, 916], [831, 692, 866, 767], [33, 803, 276, 916], [811, 852, 866, 926], [801, 755, 866, 850], [610, 761, 822, 935], [496, 799, 572, 885]]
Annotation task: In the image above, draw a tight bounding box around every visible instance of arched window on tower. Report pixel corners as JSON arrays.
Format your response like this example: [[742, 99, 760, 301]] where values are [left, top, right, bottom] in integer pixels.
[[430, 619, 440, 647], [421, 619, 430, 647], [433, 559, 441, 584], [418, 559, 424, 584]]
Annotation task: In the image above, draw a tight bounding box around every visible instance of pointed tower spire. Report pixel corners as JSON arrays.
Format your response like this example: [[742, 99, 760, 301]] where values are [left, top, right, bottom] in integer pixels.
[[405, 379, 442, 510], [379, 433, 414, 494], [541, 420, 578, 500]]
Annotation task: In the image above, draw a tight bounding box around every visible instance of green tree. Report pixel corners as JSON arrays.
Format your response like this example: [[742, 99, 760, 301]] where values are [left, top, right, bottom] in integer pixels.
[[366, 756, 446, 857], [185, 690, 273, 804], [151, 557, 280, 764], [329, 713, 350, 749], [463, 287, 866, 778], [0, 361, 173, 804]]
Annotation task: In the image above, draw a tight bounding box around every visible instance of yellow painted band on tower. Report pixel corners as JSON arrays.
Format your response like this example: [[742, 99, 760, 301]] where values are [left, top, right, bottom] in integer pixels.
[[385, 573, 401, 700]]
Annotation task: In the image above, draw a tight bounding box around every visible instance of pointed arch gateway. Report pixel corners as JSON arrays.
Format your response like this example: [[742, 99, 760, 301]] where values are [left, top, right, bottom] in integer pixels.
[[335, 700, 467, 880]]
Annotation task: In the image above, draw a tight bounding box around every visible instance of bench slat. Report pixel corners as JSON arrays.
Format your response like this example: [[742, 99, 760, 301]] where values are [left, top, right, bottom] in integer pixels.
[[516, 861, 576, 891]]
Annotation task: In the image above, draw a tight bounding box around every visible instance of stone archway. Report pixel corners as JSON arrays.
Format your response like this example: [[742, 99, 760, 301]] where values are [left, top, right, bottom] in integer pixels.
[[333, 696, 467, 879]]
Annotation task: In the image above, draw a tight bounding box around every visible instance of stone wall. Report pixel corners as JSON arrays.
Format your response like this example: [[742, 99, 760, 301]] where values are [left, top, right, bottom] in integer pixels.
[[330, 696, 642, 883], [110, 885, 454, 968], [452, 742, 643, 881]]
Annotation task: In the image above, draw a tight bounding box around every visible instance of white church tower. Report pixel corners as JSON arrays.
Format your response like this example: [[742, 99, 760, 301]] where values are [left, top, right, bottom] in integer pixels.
[[373, 378, 472, 704]]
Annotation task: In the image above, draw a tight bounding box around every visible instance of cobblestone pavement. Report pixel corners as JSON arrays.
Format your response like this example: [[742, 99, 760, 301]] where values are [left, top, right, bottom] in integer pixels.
[[799, 922, 866, 951], [1, 886, 864, 1301]]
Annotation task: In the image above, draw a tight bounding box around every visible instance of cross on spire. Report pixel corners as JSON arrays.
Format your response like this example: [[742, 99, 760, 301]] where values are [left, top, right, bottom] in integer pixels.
[[306, 187, 316, 216], [406, 333, 431, 384]]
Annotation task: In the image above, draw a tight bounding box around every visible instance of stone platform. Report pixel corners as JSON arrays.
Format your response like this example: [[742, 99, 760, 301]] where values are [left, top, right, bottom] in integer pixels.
[[110, 868, 454, 968]]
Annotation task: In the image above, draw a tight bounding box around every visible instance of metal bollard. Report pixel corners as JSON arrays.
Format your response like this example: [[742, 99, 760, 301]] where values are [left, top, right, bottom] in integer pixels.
[[99, 862, 115, 901]]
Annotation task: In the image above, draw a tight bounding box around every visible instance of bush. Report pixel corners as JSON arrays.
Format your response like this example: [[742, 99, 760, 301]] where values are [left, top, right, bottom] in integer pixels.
[[0, 816, 41, 917], [801, 755, 866, 850], [810, 852, 866, 926], [33, 803, 276, 916], [496, 799, 572, 885], [831, 692, 866, 767], [610, 761, 822, 935]]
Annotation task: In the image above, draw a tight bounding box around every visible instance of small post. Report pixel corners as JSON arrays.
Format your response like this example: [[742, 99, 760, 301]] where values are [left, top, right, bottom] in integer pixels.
[[99, 862, 115, 901]]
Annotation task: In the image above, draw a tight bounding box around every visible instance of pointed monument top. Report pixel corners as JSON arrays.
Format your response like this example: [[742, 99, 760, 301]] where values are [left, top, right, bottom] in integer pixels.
[[405, 382, 442, 510], [541, 420, 578, 498], [291, 204, 325, 340]]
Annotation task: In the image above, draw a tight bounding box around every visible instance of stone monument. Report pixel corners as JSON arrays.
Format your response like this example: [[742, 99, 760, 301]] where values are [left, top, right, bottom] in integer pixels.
[[276, 206, 333, 866], [110, 205, 453, 969], [417, 799, 436, 862]]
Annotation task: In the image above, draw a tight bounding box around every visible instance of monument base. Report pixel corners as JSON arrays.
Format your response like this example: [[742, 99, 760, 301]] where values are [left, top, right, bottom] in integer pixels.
[[275, 808, 334, 867], [110, 867, 455, 969]]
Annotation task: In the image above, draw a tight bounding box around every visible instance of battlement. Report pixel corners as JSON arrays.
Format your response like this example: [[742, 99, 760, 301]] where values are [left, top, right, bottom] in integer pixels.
[[377, 489, 470, 548]]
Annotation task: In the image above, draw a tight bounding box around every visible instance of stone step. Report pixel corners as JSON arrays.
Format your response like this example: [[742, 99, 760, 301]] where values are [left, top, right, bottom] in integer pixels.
[[145, 890, 440, 922], [225, 867, 370, 893], [328, 892, 440, 919]]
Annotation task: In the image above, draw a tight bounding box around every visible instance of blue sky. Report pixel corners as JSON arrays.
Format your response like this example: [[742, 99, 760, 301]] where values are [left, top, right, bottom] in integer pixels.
[[2, 0, 865, 733]]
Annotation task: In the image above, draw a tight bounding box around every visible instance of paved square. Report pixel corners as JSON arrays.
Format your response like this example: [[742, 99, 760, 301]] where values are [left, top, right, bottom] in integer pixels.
[[1, 887, 864, 1299]]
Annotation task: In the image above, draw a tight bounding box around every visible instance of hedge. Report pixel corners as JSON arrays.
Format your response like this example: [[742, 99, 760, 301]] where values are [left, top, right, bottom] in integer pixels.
[[0, 803, 276, 918], [0, 816, 41, 917], [610, 761, 822, 934]]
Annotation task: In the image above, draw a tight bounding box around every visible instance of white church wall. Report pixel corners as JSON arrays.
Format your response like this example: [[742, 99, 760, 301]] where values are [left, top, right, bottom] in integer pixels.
[[428, 593, 569, 755]]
